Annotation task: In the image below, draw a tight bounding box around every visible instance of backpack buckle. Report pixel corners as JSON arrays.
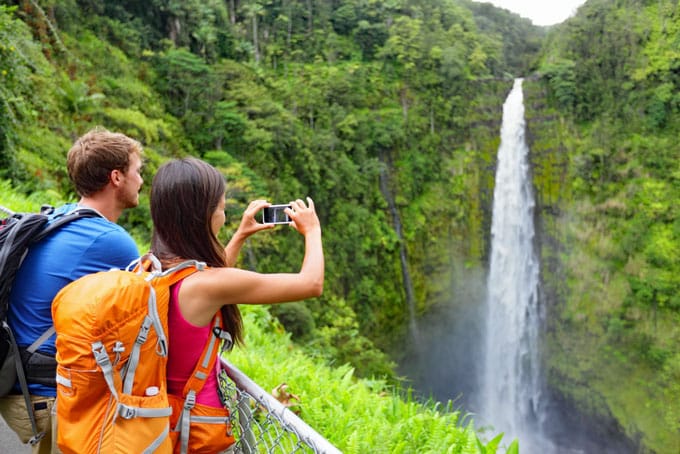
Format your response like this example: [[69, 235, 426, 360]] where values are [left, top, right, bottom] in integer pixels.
[[184, 391, 196, 410], [118, 404, 137, 419], [213, 328, 233, 352], [28, 431, 46, 445]]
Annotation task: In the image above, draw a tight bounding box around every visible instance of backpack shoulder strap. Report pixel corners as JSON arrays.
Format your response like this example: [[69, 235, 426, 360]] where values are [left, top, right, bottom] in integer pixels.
[[0, 205, 100, 286], [134, 254, 206, 281], [26, 326, 55, 354], [181, 313, 231, 398], [33, 207, 103, 243], [160, 260, 206, 285], [175, 312, 232, 454], [17, 208, 104, 352]]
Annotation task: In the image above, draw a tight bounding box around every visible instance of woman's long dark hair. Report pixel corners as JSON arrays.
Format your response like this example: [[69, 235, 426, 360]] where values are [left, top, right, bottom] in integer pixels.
[[150, 157, 243, 344]]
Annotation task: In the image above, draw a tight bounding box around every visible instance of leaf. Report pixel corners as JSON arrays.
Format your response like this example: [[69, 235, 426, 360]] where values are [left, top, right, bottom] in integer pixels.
[[506, 439, 519, 454]]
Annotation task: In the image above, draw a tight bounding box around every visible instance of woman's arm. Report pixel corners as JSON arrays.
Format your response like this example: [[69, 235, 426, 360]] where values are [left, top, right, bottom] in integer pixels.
[[180, 198, 324, 327]]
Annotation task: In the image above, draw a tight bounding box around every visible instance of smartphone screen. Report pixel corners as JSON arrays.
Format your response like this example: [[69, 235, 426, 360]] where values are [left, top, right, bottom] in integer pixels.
[[262, 204, 291, 224]]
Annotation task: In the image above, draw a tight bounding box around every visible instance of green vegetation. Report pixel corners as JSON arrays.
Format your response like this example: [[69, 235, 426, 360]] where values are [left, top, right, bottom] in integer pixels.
[[0, 0, 537, 450], [0, 0, 533, 382], [231, 305, 516, 453], [2, 0, 678, 452]]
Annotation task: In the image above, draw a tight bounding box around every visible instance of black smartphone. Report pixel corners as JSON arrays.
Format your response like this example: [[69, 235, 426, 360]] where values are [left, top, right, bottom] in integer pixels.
[[262, 204, 291, 224]]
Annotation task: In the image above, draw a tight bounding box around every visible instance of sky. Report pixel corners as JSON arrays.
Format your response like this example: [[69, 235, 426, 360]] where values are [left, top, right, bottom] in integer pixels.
[[475, 0, 588, 26]]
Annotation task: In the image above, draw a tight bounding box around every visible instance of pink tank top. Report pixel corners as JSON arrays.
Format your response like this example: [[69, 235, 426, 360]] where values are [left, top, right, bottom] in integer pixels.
[[167, 280, 222, 407]]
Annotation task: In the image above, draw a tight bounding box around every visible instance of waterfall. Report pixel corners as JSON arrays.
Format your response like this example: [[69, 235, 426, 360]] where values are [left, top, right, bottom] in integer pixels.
[[481, 78, 546, 448], [396, 76, 633, 454]]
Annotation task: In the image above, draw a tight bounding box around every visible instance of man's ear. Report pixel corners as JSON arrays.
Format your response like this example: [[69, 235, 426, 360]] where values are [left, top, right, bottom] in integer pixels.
[[110, 169, 122, 187]]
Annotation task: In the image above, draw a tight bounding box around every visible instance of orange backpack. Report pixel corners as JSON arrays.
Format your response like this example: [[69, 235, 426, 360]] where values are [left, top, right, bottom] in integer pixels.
[[168, 311, 236, 454], [52, 256, 204, 454]]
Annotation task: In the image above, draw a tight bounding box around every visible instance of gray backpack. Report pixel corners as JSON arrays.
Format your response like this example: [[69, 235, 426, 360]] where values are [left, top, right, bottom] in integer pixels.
[[0, 205, 100, 444]]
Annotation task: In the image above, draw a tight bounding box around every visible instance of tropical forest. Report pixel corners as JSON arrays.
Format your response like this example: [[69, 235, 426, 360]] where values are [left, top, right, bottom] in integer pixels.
[[0, 0, 678, 453]]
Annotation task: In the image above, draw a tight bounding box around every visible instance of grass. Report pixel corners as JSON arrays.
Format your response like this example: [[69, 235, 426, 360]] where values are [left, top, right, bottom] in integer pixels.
[[0, 180, 67, 213]]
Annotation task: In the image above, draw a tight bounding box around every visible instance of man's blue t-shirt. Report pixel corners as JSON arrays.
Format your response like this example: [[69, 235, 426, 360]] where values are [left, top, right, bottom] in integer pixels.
[[8, 203, 139, 396]]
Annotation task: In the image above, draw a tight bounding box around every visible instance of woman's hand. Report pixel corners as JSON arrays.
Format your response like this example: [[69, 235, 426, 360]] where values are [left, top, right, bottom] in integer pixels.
[[224, 200, 274, 266], [236, 199, 275, 238], [286, 197, 321, 236]]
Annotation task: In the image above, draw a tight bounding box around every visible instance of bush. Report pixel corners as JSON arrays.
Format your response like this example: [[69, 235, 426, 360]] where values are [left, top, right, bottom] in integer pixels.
[[270, 302, 316, 340]]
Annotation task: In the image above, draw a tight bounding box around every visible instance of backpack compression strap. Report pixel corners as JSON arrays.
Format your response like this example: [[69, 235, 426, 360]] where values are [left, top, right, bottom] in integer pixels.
[[174, 312, 233, 454]]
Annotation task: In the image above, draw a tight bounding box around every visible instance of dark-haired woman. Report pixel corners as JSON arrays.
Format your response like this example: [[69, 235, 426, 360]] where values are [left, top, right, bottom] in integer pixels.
[[150, 157, 323, 453]]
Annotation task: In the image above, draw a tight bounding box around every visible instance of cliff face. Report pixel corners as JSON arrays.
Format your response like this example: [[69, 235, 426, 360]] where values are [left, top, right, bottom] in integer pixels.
[[393, 78, 511, 411], [523, 78, 678, 453], [521, 78, 634, 451]]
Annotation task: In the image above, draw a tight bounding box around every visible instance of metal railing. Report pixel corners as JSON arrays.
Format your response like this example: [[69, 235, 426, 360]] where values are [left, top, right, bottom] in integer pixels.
[[220, 358, 342, 454]]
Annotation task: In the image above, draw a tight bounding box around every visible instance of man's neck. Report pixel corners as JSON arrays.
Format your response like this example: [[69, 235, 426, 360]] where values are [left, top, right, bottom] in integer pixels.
[[78, 197, 122, 223]]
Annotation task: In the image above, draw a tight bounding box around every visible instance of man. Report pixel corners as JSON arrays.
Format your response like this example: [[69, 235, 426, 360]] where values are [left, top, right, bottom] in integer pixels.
[[0, 127, 143, 453]]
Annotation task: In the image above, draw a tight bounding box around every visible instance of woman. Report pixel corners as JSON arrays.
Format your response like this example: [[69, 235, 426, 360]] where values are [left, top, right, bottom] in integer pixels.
[[149, 157, 324, 453]]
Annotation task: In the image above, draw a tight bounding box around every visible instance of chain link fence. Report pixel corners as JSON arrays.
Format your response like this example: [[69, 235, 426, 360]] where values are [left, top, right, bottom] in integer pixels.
[[219, 358, 341, 454]]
